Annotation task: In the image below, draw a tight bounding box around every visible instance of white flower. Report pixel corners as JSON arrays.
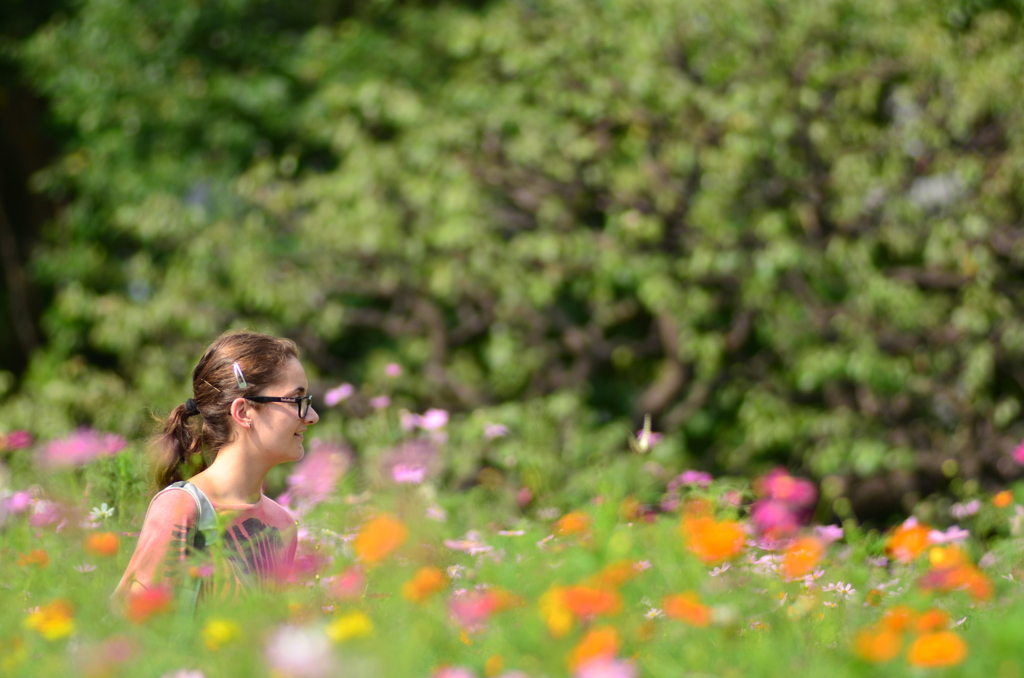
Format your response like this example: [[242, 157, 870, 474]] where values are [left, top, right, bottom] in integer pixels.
[[821, 582, 857, 599], [709, 563, 731, 577], [89, 503, 114, 521]]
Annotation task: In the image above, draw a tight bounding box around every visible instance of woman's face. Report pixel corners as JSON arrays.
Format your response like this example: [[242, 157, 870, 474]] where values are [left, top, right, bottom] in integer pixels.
[[249, 357, 319, 464]]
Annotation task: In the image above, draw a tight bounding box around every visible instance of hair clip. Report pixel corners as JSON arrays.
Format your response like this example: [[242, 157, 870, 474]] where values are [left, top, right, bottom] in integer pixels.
[[233, 361, 248, 389], [200, 378, 222, 393]]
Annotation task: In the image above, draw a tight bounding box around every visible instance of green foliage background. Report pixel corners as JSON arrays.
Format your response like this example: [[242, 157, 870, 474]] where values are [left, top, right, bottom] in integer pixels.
[[5, 0, 1024, 521]]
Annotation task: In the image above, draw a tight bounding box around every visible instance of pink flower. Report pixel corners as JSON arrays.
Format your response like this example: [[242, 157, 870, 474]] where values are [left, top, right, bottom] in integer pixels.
[[265, 626, 335, 678], [399, 410, 422, 431], [385, 363, 402, 377], [324, 384, 354, 407], [928, 525, 971, 544], [516, 486, 533, 508], [950, 500, 980, 519], [29, 499, 63, 527], [284, 440, 351, 508], [1014, 439, 1024, 464], [324, 566, 365, 600], [814, 525, 844, 544], [484, 423, 509, 439], [382, 439, 439, 486], [448, 589, 499, 630], [432, 669, 476, 678], [420, 409, 449, 431], [40, 428, 126, 468], [5, 491, 32, 514], [575, 659, 637, 678], [369, 396, 390, 409]]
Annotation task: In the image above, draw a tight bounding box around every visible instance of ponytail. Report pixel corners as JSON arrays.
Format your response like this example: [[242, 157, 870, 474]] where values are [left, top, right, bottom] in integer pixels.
[[152, 402, 206, 488]]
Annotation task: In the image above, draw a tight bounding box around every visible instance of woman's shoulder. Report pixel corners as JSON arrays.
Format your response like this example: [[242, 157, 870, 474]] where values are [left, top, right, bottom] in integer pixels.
[[145, 485, 202, 522], [255, 494, 298, 527]]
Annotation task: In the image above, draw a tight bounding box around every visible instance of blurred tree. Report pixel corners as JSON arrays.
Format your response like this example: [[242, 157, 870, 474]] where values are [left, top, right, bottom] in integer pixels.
[[0, 0, 69, 379], [7, 0, 1024, 522]]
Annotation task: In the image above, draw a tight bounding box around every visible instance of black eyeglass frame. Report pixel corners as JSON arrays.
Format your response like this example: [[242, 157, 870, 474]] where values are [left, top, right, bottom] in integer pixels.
[[243, 395, 314, 419]]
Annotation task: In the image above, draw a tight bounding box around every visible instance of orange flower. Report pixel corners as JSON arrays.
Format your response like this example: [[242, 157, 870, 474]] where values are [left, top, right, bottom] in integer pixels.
[[591, 560, 642, 589], [680, 515, 746, 565], [662, 591, 712, 627], [885, 521, 931, 564], [864, 589, 884, 607], [562, 585, 622, 619], [24, 600, 74, 640], [782, 536, 824, 579], [401, 567, 447, 603], [556, 511, 592, 537], [83, 532, 120, 557], [567, 626, 620, 671], [354, 514, 408, 566], [125, 587, 173, 623], [907, 631, 967, 667], [881, 606, 917, 633], [539, 587, 574, 638], [919, 563, 993, 602], [852, 624, 902, 663], [912, 608, 950, 634], [16, 549, 49, 569], [994, 490, 1013, 508]]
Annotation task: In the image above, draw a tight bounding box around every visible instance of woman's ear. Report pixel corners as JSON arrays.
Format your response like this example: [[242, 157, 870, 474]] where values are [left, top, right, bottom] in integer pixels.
[[229, 397, 254, 430]]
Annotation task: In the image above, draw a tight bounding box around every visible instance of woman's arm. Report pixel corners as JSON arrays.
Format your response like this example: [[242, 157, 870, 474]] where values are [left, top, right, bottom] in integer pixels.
[[112, 489, 200, 601]]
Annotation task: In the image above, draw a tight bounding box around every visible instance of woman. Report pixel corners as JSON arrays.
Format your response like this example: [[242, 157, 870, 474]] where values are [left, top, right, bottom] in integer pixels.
[[114, 330, 319, 605]]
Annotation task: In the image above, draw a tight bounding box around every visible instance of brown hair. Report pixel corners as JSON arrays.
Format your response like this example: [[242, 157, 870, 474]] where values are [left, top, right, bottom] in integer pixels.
[[153, 330, 299, 487]]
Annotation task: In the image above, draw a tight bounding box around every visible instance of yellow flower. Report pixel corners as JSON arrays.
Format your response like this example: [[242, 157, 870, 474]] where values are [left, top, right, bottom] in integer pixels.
[[202, 619, 241, 650], [24, 600, 74, 640], [326, 611, 374, 642], [539, 587, 574, 638]]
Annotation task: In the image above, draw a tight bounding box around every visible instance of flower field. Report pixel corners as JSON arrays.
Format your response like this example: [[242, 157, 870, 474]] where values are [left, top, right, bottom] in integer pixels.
[[3, 424, 1024, 678]]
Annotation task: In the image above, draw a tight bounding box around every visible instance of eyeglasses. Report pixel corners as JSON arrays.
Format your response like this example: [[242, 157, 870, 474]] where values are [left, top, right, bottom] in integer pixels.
[[244, 395, 314, 419]]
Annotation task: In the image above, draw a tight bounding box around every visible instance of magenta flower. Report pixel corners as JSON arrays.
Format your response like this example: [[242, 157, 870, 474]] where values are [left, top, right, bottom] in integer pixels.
[[385, 363, 402, 377], [1, 430, 31, 451], [392, 464, 427, 484], [265, 626, 335, 678], [39, 428, 126, 468], [369, 395, 390, 409], [757, 468, 817, 508], [1013, 439, 1024, 464], [324, 383, 354, 407], [750, 499, 801, 539], [668, 470, 713, 492], [484, 423, 509, 439], [399, 410, 421, 431], [284, 440, 351, 509]]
